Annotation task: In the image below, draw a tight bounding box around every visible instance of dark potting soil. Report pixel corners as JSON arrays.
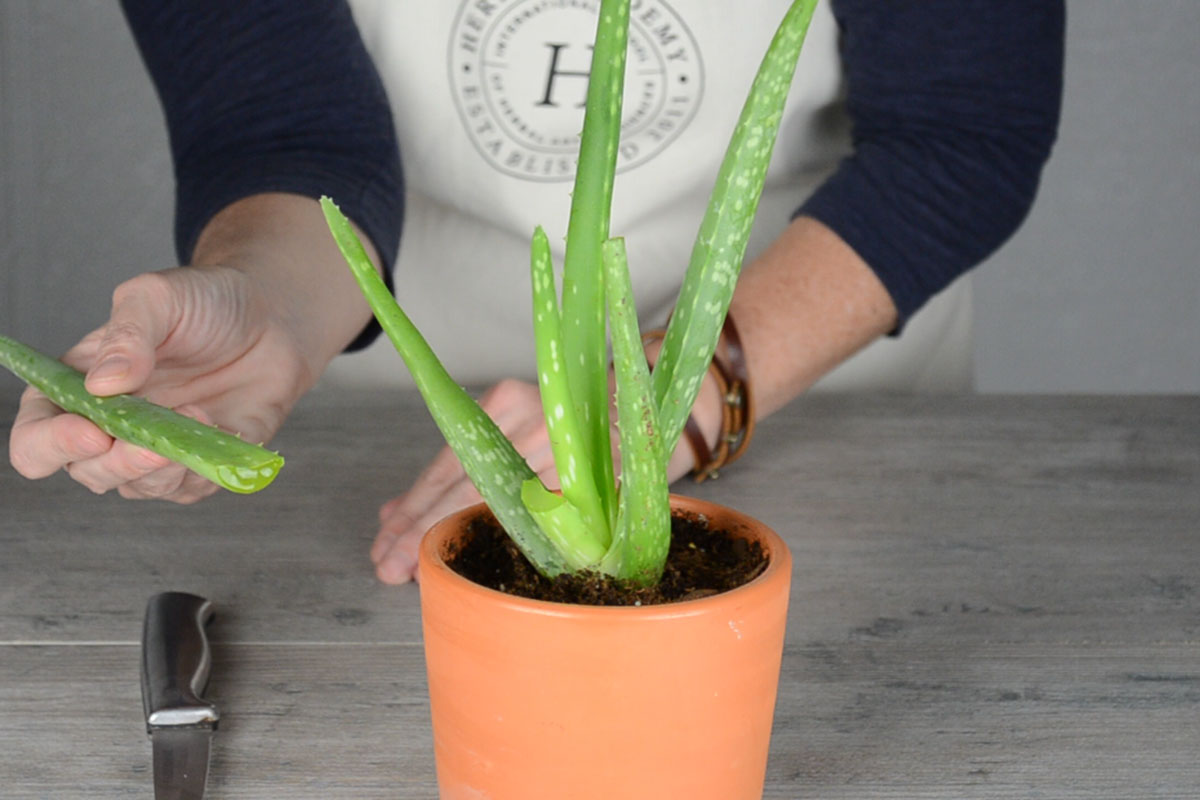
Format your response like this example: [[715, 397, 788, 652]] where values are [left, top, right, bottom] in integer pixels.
[[445, 511, 769, 606]]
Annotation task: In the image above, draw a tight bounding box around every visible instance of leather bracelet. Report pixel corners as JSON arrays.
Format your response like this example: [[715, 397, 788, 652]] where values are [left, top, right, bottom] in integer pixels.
[[642, 312, 756, 482]]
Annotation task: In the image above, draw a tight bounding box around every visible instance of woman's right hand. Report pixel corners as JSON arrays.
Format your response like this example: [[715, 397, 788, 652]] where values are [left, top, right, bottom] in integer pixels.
[[8, 265, 313, 503]]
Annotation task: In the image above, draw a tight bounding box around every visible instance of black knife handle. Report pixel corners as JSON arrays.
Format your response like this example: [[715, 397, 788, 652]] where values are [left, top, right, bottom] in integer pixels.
[[141, 592, 219, 730]]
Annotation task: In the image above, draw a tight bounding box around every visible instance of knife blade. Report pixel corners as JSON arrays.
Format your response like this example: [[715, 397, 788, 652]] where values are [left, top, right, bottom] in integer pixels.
[[141, 592, 219, 800]]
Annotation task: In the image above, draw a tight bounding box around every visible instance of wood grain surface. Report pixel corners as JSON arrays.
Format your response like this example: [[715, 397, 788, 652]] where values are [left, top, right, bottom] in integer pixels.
[[1, 389, 1197, 798]]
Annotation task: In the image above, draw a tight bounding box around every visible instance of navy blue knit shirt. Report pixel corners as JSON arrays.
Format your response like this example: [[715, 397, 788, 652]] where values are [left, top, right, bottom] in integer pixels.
[[120, 0, 1064, 347]]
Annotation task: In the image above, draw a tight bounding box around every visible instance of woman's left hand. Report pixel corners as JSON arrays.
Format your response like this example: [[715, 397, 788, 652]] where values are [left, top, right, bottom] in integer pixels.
[[370, 375, 714, 585], [371, 379, 555, 584]]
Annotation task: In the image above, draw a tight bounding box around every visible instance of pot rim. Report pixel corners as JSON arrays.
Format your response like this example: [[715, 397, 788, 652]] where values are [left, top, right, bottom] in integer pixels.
[[418, 493, 792, 619]]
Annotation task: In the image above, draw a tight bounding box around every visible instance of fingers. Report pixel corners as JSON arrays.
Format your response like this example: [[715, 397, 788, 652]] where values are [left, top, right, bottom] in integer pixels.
[[374, 477, 484, 584], [372, 379, 557, 585], [107, 404, 220, 503], [9, 276, 174, 482], [372, 421, 560, 584], [9, 387, 113, 479], [116, 460, 220, 504], [65, 441, 173, 495], [372, 440, 493, 583], [83, 273, 178, 396], [369, 363, 710, 587], [65, 435, 218, 504], [11, 388, 220, 503], [11, 408, 197, 501]]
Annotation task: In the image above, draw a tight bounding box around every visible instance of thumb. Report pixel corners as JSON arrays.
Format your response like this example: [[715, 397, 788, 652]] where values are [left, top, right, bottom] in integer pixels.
[[84, 274, 176, 396]]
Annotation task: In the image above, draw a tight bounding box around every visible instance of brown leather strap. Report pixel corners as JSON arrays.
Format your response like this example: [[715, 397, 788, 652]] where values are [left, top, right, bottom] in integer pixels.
[[717, 312, 755, 469], [641, 312, 756, 482], [683, 409, 715, 476]]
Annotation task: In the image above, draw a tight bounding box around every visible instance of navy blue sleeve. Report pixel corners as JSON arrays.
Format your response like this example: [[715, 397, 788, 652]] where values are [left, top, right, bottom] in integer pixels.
[[119, 0, 403, 350], [799, 0, 1065, 329]]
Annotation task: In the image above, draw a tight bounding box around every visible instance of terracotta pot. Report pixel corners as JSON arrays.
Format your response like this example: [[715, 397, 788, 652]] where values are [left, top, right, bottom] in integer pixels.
[[418, 494, 792, 800]]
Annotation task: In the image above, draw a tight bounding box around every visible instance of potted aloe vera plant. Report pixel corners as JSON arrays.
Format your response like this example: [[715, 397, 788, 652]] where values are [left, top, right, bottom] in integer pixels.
[[321, 1, 818, 797]]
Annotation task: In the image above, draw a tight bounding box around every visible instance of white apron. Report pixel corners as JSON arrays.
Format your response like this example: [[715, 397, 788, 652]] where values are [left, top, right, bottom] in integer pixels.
[[325, 0, 972, 392]]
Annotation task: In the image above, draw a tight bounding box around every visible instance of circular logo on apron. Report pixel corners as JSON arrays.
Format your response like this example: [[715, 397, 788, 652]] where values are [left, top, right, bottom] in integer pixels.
[[449, 0, 703, 182]]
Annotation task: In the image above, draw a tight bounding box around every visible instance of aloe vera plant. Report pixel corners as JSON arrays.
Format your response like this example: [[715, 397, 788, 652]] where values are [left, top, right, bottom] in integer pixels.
[[323, 0, 818, 585], [0, 334, 284, 493]]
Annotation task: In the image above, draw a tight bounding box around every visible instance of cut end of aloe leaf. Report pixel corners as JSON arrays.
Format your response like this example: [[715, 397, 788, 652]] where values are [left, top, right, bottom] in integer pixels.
[[214, 455, 285, 494]]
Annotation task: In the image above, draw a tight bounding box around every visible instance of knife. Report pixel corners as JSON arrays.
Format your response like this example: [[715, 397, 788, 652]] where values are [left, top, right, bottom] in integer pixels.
[[141, 592, 219, 800]]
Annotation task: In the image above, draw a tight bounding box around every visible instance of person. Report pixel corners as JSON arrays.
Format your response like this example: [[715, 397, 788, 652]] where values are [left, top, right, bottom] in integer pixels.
[[7, 0, 1064, 584]]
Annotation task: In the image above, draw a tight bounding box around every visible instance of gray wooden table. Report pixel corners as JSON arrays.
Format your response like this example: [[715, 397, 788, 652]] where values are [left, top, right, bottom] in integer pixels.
[[1, 389, 1197, 798]]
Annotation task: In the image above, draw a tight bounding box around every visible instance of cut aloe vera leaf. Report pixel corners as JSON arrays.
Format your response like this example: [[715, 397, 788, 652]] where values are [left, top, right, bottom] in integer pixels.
[[0, 334, 283, 493]]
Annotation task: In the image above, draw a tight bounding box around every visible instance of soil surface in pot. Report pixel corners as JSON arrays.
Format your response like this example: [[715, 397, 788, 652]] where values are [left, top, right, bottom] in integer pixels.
[[446, 511, 768, 606]]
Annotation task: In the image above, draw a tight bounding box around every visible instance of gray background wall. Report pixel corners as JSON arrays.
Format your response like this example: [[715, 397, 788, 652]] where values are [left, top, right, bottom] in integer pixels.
[[1, 1, 1197, 397]]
